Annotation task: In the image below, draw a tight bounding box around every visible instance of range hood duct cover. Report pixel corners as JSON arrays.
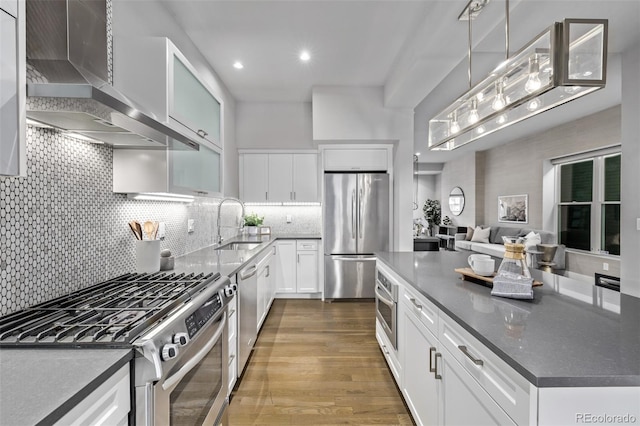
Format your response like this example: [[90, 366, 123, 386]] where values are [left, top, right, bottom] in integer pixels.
[[25, 0, 199, 150]]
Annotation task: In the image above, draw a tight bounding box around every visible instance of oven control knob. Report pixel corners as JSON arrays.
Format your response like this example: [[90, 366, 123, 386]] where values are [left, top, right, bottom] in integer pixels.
[[173, 332, 189, 347], [161, 343, 179, 361], [223, 283, 237, 297]]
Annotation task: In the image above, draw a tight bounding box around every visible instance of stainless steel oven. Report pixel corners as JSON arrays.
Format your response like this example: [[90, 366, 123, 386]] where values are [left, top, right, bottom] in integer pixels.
[[375, 268, 398, 350], [0, 271, 236, 426], [135, 282, 232, 426]]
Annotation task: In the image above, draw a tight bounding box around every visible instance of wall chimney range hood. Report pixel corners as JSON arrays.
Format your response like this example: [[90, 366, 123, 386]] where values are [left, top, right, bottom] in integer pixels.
[[25, 0, 199, 150]]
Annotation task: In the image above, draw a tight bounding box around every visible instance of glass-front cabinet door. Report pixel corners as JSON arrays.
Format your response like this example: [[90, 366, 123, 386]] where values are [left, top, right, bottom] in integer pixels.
[[170, 53, 222, 149], [170, 142, 221, 197]]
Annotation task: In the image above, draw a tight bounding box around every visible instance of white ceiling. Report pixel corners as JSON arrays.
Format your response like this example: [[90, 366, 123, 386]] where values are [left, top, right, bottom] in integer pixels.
[[161, 0, 640, 161]]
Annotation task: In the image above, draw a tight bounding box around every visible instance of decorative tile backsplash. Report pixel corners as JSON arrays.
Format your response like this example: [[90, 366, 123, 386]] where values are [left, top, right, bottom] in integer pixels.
[[0, 127, 321, 315]]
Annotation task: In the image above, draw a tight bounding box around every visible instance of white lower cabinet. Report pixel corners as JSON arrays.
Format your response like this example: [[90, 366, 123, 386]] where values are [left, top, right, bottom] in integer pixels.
[[275, 240, 320, 295], [392, 282, 523, 426], [256, 247, 274, 330], [55, 365, 130, 426], [401, 298, 439, 426], [375, 319, 401, 384], [439, 348, 516, 426]]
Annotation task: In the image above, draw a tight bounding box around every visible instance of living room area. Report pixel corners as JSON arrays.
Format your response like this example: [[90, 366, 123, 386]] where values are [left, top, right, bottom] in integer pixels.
[[413, 104, 625, 287]]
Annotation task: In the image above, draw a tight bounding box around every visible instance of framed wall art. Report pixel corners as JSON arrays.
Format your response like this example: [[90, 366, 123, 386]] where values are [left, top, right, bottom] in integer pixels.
[[498, 194, 528, 223]]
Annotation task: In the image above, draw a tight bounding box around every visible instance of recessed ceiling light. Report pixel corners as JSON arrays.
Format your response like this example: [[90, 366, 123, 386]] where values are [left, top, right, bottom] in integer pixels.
[[233, 61, 244, 69], [299, 50, 311, 62]]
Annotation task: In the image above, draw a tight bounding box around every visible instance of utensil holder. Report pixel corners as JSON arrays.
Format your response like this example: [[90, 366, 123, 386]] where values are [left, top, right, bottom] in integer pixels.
[[136, 240, 161, 273]]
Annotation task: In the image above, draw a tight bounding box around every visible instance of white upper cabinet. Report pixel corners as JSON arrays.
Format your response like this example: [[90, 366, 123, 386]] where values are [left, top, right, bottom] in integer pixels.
[[114, 37, 222, 149], [113, 143, 222, 197], [0, 0, 25, 177], [170, 55, 221, 147], [240, 151, 318, 202]]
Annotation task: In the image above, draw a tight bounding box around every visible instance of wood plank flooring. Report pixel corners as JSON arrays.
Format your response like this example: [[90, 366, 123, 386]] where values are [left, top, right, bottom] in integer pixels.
[[228, 299, 413, 425]]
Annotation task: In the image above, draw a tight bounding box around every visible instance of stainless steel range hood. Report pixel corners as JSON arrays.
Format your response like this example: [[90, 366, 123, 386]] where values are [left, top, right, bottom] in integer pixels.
[[25, 0, 198, 150]]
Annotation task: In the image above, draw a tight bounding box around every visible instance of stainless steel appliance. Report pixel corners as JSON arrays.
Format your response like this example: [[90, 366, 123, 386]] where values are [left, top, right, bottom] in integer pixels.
[[0, 271, 236, 425], [375, 268, 398, 350], [238, 260, 258, 375], [324, 173, 390, 298]]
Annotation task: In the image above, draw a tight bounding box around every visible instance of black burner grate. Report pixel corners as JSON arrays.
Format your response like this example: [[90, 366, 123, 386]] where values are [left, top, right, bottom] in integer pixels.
[[0, 272, 221, 346]]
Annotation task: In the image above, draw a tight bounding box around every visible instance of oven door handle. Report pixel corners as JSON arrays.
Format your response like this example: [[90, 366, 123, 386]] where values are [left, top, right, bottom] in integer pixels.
[[162, 315, 227, 391], [375, 286, 395, 307]]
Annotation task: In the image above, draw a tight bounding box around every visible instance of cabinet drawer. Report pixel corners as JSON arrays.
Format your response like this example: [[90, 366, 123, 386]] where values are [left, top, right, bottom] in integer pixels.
[[296, 240, 318, 251], [401, 286, 438, 337], [376, 319, 401, 385], [324, 148, 388, 171], [439, 313, 532, 425]]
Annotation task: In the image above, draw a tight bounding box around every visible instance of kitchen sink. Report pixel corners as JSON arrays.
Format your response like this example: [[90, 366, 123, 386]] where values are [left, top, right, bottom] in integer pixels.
[[216, 242, 261, 251]]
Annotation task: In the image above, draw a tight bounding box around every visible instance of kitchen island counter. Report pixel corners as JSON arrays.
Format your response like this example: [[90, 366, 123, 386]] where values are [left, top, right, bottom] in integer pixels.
[[0, 348, 133, 425], [376, 250, 640, 388]]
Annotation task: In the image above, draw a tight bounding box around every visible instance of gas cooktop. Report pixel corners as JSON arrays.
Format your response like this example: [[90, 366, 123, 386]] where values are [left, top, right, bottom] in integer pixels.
[[0, 272, 222, 347]]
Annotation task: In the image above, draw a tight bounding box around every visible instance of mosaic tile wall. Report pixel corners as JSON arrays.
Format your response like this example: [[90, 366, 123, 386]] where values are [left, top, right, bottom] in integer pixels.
[[0, 127, 322, 315], [0, 127, 231, 315]]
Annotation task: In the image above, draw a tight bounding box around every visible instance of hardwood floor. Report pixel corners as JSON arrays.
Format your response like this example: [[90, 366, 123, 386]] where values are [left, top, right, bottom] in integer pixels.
[[228, 299, 413, 425]]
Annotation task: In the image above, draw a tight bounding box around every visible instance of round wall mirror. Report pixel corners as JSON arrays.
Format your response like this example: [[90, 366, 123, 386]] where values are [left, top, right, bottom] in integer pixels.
[[449, 187, 465, 216]]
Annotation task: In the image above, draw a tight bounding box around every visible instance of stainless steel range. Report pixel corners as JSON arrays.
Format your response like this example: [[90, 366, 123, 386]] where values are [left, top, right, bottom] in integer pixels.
[[0, 271, 236, 425]]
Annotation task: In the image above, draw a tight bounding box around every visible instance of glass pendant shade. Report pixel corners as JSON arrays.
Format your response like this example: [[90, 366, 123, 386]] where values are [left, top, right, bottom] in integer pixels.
[[429, 19, 608, 151]]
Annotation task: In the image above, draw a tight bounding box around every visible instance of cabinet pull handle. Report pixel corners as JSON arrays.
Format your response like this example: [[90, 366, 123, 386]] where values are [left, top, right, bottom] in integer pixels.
[[197, 129, 208, 138], [228, 309, 236, 316], [266, 265, 270, 278], [382, 344, 389, 355], [293, 191, 296, 200], [265, 191, 268, 200], [458, 345, 484, 366], [434, 352, 442, 380], [429, 347, 436, 373], [410, 298, 422, 310], [297, 254, 300, 264], [228, 354, 235, 366], [290, 191, 293, 200]]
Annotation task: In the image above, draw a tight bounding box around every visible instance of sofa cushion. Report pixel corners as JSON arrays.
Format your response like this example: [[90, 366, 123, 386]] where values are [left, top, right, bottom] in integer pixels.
[[471, 226, 491, 243], [523, 231, 542, 250], [470, 243, 505, 258], [455, 239, 473, 250], [465, 226, 475, 241], [492, 227, 521, 244]]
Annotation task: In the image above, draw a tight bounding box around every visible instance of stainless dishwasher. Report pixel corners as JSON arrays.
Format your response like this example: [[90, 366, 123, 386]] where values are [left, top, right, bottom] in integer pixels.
[[238, 261, 258, 375]]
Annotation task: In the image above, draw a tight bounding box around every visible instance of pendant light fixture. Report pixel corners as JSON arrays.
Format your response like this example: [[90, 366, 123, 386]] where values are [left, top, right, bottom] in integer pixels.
[[428, 0, 608, 151]]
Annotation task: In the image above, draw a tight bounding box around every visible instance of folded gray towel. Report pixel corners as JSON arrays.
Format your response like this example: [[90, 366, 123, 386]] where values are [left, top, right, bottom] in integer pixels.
[[491, 272, 534, 300]]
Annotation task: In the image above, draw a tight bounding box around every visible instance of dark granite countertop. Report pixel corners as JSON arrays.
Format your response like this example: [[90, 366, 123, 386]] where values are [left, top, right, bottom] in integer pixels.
[[0, 348, 133, 425], [375, 251, 640, 388]]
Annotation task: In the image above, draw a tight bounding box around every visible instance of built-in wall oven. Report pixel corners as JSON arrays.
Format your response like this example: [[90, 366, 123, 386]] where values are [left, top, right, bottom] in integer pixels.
[[375, 267, 398, 350], [0, 271, 236, 426]]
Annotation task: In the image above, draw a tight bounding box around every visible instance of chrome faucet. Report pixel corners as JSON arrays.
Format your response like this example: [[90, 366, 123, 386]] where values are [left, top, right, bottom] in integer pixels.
[[216, 197, 245, 245]]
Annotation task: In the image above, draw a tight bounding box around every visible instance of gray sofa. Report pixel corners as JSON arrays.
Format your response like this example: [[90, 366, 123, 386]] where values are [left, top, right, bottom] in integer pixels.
[[455, 225, 565, 269]]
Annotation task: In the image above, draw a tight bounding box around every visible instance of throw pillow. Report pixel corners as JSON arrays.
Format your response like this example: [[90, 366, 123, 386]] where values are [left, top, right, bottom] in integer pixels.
[[523, 231, 541, 250], [470, 226, 491, 243], [465, 226, 474, 241]]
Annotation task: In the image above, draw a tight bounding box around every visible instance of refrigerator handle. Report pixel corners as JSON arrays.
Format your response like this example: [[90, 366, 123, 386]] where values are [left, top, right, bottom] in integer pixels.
[[351, 190, 356, 239], [358, 188, 364, 239]]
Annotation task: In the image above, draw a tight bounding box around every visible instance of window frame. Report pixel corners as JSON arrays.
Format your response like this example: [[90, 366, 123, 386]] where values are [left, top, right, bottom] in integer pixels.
[[555, 151, 621, 256]]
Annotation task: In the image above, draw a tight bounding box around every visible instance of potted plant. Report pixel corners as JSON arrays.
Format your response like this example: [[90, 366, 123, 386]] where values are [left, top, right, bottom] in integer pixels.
[[423, 199, 441, 237], [243, 212, 264, 235]]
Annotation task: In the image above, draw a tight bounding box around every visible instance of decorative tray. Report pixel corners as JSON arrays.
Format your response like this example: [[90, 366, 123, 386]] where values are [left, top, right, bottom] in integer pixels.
[[454, 267, 543, 287]]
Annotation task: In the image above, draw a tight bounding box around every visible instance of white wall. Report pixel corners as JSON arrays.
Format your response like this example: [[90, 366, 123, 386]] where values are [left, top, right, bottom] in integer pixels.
[[439, 153, 482, 228], [312, 86, 414, 251], [236, 102, 314, 149], [620, 42, 640, 298], [111, 0, 238, 197], [413, 174, 439, 220]]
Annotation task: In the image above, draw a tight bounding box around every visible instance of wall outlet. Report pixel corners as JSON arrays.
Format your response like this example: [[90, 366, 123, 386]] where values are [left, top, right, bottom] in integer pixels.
[[603, 262, 609, 271], [187, 219, 195, 234], [286, 215, 292, 223]]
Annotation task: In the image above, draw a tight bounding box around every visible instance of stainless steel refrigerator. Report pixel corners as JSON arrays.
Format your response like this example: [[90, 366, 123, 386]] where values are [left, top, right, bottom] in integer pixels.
[[324, 173, 390, 298]]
